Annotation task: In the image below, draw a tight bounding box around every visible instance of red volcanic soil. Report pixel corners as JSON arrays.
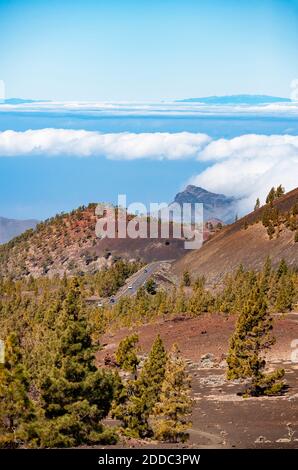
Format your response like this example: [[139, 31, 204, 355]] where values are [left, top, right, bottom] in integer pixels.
[[97, 313, 298, 449], [97, 312, 298, 365]]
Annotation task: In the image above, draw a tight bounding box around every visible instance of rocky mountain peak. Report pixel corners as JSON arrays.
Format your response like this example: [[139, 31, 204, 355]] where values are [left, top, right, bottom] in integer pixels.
[[172, 185, 237, 223]]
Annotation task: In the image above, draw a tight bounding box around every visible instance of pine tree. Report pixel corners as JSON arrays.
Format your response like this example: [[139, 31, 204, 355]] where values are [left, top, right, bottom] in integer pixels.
[[138, 335, 167, 409], [145, 278, 157, 295], [275, 184, 285, 198], [218, 274, 236, 314], [39, 278, 116, 447], [115, 333, 139, 378], [0, 333, 35, 448], [174, 286, 187, 314], [113, 335, 167, 437], [267, 221, 275, 239], [259, 257, 272, 297], [254, 198, 260, 211], [151, 345, 192, 443], [182, 271, 191, 287], [275, 274, 295, 312], [276, 259, 288, 279], [266, 187, 276, 205], [227, 287, 285, 396], [188, 276, 212, 314], [262, 205, 271, 227]]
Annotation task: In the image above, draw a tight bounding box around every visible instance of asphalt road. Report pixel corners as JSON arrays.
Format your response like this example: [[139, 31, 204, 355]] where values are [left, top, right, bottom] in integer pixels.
[[112, 261, 170, 303]]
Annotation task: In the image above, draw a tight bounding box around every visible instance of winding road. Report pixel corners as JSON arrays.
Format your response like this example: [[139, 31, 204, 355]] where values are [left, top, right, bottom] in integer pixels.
[[113, 260, 172, 303]]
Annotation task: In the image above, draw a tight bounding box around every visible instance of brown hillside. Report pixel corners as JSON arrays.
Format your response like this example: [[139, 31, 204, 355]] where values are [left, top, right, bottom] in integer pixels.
[[0, 204, 187, 279], [174, 187, 298, 284]]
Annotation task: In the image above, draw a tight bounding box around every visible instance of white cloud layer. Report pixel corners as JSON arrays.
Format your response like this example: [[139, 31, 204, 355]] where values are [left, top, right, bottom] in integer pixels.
[[0, 129, 210, 160], [0, 129, 297, 215], [191, 134, 298, 214], [1, 100, 298, 117]]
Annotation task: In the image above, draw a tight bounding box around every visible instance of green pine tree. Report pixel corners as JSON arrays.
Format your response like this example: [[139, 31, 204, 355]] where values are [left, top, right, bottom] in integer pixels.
[[137, 335, 167, 410], [275, 184, 285, 198], [254, 198, 260, 211], [260, 257, 271, 289], [145, 278, 157, 295], [227, 286, 285, 396], [266, 187, 276, 205], [182, 271, 191, 287], [267, 222, 275, 239], [39, 278, 116, 447], [0, 333, 35, 448], [115, 333, 139, 378], [275, 274, 295, 312], [113, 335, 167, 438], [151, 345, 192, 443], [276, 259, 288, 279], [174, 286, 187, 314]]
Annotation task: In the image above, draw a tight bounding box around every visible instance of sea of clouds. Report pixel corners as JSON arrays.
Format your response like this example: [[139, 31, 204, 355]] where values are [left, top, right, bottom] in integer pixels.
[[1, 99, 298, 116], [0, 128, 297, 214]]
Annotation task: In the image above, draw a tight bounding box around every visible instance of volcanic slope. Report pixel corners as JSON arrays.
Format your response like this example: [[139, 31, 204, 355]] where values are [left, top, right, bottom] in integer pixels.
[[174, 187, 298, 284], [0, 204, 188, 279]]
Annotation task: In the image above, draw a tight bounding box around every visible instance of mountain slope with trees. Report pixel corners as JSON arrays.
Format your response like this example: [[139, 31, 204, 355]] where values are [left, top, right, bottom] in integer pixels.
[[174, 187, 298, 284], [0, 205, 186, 279]]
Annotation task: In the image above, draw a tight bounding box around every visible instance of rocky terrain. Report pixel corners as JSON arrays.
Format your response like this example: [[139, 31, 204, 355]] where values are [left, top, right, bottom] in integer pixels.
[[98, 312, 298, 449]]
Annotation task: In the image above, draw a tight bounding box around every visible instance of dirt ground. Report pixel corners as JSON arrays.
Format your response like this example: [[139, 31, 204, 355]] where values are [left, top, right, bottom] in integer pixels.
[[98, 312, 298, 363], [96, 312, 298, 449], [189, 367, 298, 448]]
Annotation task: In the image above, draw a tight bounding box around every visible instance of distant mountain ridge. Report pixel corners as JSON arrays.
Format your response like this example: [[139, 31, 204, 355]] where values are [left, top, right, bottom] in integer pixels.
[[171, 185, 237, 223], [177, 94, 291, 105], [0, 216, 38, 244]]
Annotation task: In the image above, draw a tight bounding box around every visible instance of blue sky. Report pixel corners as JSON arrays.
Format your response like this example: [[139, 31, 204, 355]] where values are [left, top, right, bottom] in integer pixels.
[[0, 0, 298, 100], [0, 1, 297, 221]]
